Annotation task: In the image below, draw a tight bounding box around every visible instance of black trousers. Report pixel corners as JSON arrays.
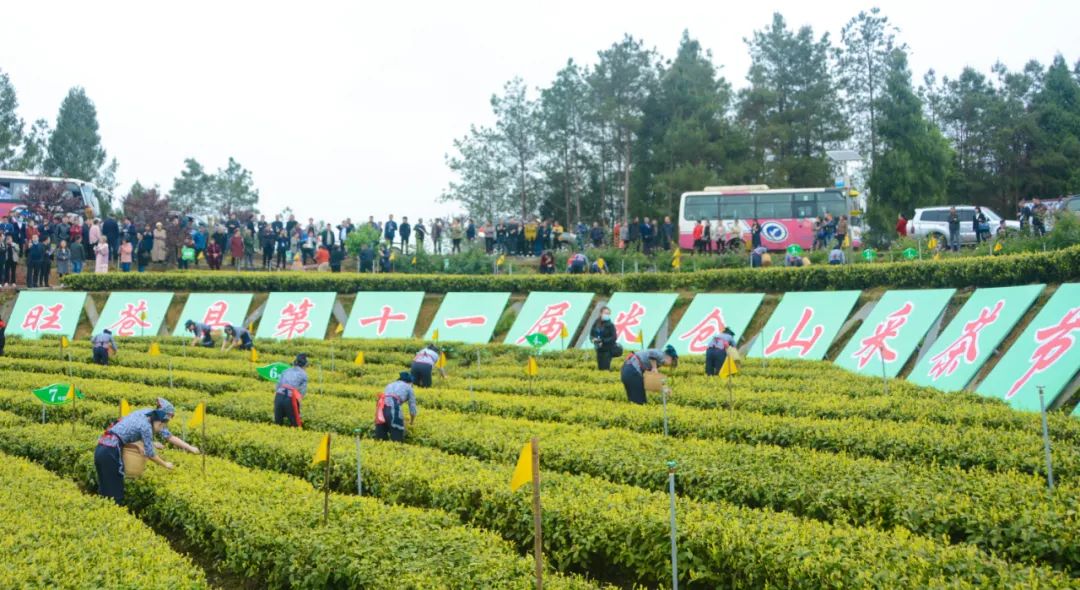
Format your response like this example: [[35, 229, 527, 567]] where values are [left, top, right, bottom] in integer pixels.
[[94, 444, 125, 504], [373, 405, 405, 442], [705, 347, 727, 376], [596, 350, 612, 371], [621, 364, 646, 405], [236, 335, 253, 350], [92, 346, 110, 366], [410, 362, 433, 388], [274, 393, 301, 427]]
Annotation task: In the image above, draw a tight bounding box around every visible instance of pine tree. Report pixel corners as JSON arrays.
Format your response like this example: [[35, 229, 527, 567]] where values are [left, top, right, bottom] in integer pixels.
[[0, 69, 24, 169], [45, 87, 106, 180], [170, 158, 215, 216]]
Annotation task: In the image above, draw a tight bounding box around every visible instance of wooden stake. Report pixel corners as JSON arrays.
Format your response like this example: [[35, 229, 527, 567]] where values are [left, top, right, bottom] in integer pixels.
[[323, 433, 332, 526], [201, 400, 207, 477], [531, 437, 543, 590]]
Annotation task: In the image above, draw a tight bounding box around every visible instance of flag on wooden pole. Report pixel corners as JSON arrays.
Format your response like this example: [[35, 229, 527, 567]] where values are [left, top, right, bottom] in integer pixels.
[[119, 399, 132, 418], [334, 322, 344, 335], [718, 355, 739, 378], [525, 356, 539, 377], [435, 351, 447, 369], [354, 351, 365, 366], [249, 347, 259, 363], [432, 329, 440, 342], [510, 441, 532, 491], [188, 402, 205, 429], [60, 336, 70, 349], [312, 434, 331, 466], [148, 342, 161, 356]]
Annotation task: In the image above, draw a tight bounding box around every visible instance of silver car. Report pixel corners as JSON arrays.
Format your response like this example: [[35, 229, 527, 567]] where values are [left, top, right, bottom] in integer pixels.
[[907, 206, 1020, 246]]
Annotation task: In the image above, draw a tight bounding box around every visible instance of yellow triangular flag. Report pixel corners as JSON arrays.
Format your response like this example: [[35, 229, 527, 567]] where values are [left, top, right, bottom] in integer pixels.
[[411, 256, 417, 265], [525, 356, 539, 377], [432, 329, 440, 342], [597, 258, 605, 270], [933, 252, 941, 261], [635, 330, 644, 344], [719, 355, 739, 378], [249, 347, 259, 363], [435, 351, 447, 369], [993, 242, 1003, 253], [312, 433, 330, 465], [671, 256, 681, 269], [66, 383, 76, 401], [842, 234, 851, 248], [509, 441, 533, 491], [188, 402, 205, 429], [496, 254, 506, 266], [120, 399, 131, 417], [139, 310, 148, 322], [559, 325, 569, 339], [60, 336, 70, 349], [334, 322, 344, 335], [354, 351, 365, 366], [927, 236, 938, 250], [248, 322, 255, 333], [148, 342, 161, 356]]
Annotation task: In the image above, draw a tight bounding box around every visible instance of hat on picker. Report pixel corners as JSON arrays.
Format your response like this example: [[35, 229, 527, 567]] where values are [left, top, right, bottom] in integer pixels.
[[398, 371, 414, 383], [156, 397, 176, 417], [294, 353, 309, 367]]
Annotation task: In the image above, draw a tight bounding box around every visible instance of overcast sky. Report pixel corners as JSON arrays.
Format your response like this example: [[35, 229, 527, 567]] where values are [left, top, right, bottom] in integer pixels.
[[2, 0, 1078, 223]]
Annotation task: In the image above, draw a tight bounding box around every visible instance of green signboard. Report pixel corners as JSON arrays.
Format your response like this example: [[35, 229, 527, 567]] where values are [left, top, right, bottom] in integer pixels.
[[424, 292, 510, 343], [976, 283, 1080, 412], [172, 293, 254, 337], [835, 289, 955, 378], [909, 285, 1044, 392], [344, 292, 424, 339], [665, 293, 764, 356], [256, 292, 337, 341], [5, 292, 87, 340], [503, 292, 594, 351], [256, 362, 292, 381], [580, 293, 677, 350], [749, 291, 860, 360], [92, 292, 174, 338], [32, 383, 84, 405]]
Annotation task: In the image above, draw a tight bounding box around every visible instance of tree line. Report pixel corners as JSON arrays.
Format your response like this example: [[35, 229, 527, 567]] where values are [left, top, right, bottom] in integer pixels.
[[0, 73, 259, 220], [441, 8, 1080, 242]]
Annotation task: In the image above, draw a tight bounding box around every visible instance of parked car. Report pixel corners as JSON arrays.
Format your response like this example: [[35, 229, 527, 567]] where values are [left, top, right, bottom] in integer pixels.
[[907, 206, 1020, 246], [1063, 195, 1080, 216]]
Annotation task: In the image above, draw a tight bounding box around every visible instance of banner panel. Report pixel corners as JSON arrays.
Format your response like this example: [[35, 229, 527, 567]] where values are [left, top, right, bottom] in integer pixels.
[[835, 289, 955, 378], [92, 292, 174, 338], [748, 291, 861, 360], [579, 293, 677, 350], [423, 292, 511, 343], [665, 293, 764, 356], [503, 292, 594, 351], [255, 292, 337, 341], [344, 292, 424, 339], [5, 292, 87, 340]]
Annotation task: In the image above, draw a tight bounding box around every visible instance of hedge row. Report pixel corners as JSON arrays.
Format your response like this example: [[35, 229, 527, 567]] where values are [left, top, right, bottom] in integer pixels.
[[59, 245, 1080, 293], [0, 444, 208, 589], [4, 397, 1074, 588], [0, 414, 595, 590]]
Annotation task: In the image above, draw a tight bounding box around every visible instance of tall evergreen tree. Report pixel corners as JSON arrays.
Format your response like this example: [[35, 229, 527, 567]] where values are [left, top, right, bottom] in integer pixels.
[[868, 49, 952, 241], [836, 8, 903, 167], [491, 77, 541, 221], [739, 13, 850, 187], [0, 69, 23, 169], [45, 87, 106, 181], [170, 158, 215, 216], [538, 60, 592, 226], [17, 119, 50, 174], [1028, 55, 1080, 196], [441, 125, 514, 222], [212, 157, 259, 217]]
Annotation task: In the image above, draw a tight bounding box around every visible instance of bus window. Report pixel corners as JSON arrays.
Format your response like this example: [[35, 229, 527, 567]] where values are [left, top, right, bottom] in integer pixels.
[[756, 193, 792, 219], [683, 195, 719, 221], [792, 193, 816, 219], [720, 196, 755, 221], [816, 192, 847, 218]]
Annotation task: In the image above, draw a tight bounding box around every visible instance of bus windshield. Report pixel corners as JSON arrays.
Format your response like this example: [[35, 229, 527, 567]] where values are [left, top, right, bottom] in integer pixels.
[[0, 172, 100, 219]]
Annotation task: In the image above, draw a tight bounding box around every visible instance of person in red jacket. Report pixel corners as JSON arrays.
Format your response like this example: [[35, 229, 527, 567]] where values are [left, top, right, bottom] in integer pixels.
[[896, 213, 908, 238]]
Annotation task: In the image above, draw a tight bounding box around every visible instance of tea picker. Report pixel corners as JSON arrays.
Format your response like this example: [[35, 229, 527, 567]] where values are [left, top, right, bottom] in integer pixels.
[[620, 345, 678, 405], [274, 354, 309, 428], [90, 329, 118, 366], [183, 319, 215, 348], [221, 323, 254, 352], [409, 344, 441, 388], [374, 371, 417, 442]]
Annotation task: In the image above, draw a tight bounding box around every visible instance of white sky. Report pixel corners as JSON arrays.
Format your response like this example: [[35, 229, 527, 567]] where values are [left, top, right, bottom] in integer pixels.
[[2, 0, 1078, 223]]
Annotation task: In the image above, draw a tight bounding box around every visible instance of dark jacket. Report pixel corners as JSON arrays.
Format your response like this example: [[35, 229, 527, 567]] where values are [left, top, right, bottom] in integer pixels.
[[590, 319, 617, 353]]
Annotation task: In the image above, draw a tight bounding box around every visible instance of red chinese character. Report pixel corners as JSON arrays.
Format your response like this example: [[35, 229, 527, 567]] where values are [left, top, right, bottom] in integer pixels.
[[851, 302, 914, 369], [764, 307, 823, 357], [108, 300, 151, 337], [613, 302, 646, 343], [927, 300, 1004, 381], [516, 301, 571, 344], [678, 308, 728, 354], [358, 305, 408, 336], [21, 303, 64, 332], [273, 298, 315, 339], [445, 315, 486, 328], [1006, 307, 1080, 399], [201, 300, 231, 330]]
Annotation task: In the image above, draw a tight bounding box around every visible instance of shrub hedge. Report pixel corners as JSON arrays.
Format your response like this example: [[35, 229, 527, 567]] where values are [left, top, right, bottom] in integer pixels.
[[60, 245, 1080, 293]]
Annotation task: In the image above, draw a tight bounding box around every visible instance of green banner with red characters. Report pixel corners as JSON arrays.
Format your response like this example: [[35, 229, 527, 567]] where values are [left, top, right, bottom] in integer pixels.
[[171, 293, 254, 337], [580, 292, 677, 350], [976, 283, 1080, 412], [424, 292, 510, 343], [665, 293, 764, 356], [748, 290, 860, 360], [504, 292, 595, 351], [256, 292, 337, 341], [92, 292, 174, 339], [834, 289, 955, 378], [909, 285, 1045, 392], [5, 291, 87, 340], [344, 292, 423, 339]]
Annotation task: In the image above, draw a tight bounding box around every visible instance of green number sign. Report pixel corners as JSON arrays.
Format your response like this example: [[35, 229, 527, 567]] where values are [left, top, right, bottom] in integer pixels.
[[256, 362, 292, 381], [6, 292, 87, 340], [31, 383, 84, 406], [835, 289, 955, 378]]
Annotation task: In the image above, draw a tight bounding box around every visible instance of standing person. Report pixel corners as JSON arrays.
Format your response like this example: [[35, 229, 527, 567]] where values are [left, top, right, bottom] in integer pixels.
[[640, 217, 654, 254], [102, 215, 120, 263], [1032, 198, 1048, 236], [228, 229, 244, 269], [432, 219, 443, 254], [374, 372, 417, 443], [692, 220, 705, 254], [399, 216, 411, 255], [119, 237, 133, 272], [620, 345, 678, 405], [183, 319, 215, 347], [55, 240, 71, 279], [136, 232, 151, 273], [590, 306, 618, 370], [69, 238, 84, 274], [260, 225, 275, 270], [705, 328, 735, 376], [974, 207, 988, 245], [26, 235, 45, 287], [750, 220, 763, 250], [590, 222, 604, 248], [91, 329, 118, 365], [466, 218, 477, 243], [896, 213, 908, 239], [275, 229, 289, 269], [221, 324, 253, 352], [0, 234, 16, 287], [947, 207, 961, 252], [835, 215, 850, 250], [205, 237, 223, 270], [450, 220, 464, 253], [242, 229, 256, 270], [383, 215, 398, 244], [152, 222, 168, 265], [274, 354, 309, 427], [94, 406, 174, 504], [628, 216, 640, 250], [414, 218, 427, 253], [410, 344, 440, 388], [329, 245, 344, 272]]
